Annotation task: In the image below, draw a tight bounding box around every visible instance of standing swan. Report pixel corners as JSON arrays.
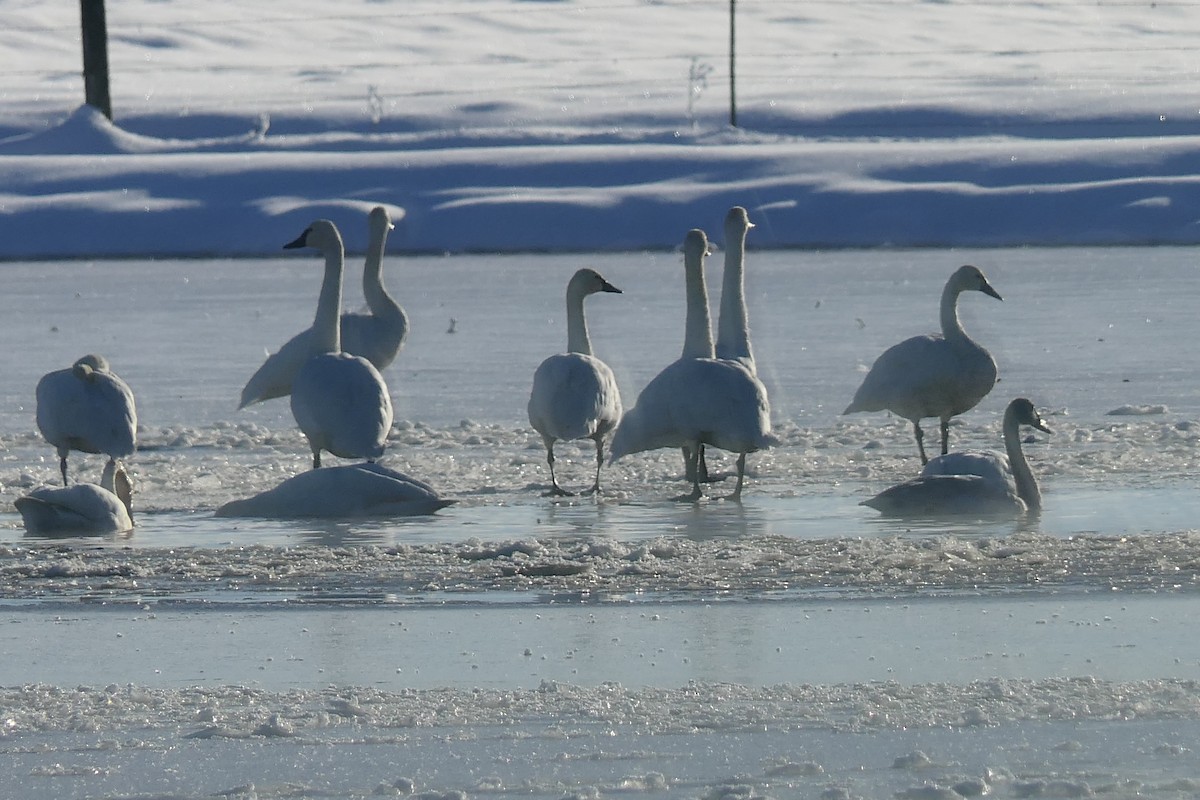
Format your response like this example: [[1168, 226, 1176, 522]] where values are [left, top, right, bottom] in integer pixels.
[[16, 458, 134, 535], [609, 229, 775, 501], [527, 268, 624, 496], [239, 206, 408, 408], [843, 264, 1002, 464], [36, 354, 137, 485], [284, 219, 394, 469], [862, 397, 1051, 516]]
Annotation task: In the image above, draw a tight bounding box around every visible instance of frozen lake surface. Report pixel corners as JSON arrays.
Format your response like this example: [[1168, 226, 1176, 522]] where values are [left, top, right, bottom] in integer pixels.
[[2, 246, 1200, 798]]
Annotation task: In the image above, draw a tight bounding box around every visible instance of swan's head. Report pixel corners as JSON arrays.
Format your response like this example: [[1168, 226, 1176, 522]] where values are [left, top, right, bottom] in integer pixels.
[[73, 353, 110, 373], [368, 206, 394, 234], [682, 228, 710, 261], [283, 219, 343, 253], [724, 205, 755, 234], [1008, 397, 1052, 435], [569, 267, 622, 298], [951, 264, 1002, 301]]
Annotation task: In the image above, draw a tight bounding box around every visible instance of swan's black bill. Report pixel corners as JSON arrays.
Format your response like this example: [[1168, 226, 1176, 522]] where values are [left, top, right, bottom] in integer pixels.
[[282, 229, 311, 250]]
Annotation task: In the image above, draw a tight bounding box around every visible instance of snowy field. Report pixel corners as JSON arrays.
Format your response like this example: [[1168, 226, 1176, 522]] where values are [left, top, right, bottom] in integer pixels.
[[4, 1, 1200, 798]]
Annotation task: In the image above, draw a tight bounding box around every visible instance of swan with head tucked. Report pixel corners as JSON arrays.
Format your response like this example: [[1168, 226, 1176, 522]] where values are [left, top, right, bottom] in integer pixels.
[[15, 458, 133, 535], [239, 206, 408, 408], [35, 354, 137, 486], [609, 228, 775, 501], [527, 267, 623, 496], [862, 397, 1051, 517], [284, 219, 393, 469], [216, 462, 451, 519], [843, 264, 1001, 464]]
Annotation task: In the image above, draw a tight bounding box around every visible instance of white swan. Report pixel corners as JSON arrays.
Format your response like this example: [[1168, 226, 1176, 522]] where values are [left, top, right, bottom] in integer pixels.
[[35, 354, 137, 485], [15, 458, 133, 535], [239, 206, 408, 408], [283, 219, 394, 469], [527, 268, 623, 496], [862, 397, 1051, 517], [215, 462, 451, 519], [843, 264, 1002, 464], [609, 228, 775, 501]]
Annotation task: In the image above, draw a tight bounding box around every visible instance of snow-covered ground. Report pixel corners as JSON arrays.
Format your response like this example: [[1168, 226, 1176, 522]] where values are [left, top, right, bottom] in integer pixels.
[[4, 0, 1200, 256]]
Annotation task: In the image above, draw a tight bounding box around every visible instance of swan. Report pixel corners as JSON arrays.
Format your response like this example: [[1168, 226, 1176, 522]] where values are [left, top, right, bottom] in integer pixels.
[[690, 204, 759, 482], [215, 462, 452, 519], [283, 219, 394, 469], [239, 206, 408, 408], [35, 354, 137, 485], [862, 397, 1051, 517], [527, 267, 623, 496], [609, 228, 775, 501], [843, 264, 1002, 464], [15, 458, 133, 535]]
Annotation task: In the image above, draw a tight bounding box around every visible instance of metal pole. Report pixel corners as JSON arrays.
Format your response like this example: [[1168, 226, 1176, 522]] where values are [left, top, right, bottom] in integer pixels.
[[729, 0, 738, 128], [80, 0, 112, 119]]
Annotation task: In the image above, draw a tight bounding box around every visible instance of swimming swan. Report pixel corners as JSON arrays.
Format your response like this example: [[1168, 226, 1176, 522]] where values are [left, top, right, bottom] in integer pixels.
[[284, 219, 394, 469], [843, 264, 1001, 464], [527, 267, 623, 496], [862, 397, 1051, 516], [609, 228, 775, 501], [35, 354, 137, 486], [215, 462, 452, 519], [239, 206, 408, 408], [16, 458, 133, 535]]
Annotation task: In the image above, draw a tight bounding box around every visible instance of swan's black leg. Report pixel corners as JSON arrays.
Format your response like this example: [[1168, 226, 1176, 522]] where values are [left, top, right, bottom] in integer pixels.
[[60, 455, 69, 486], [544, 443, 573, 497], [728, 453, 747, 501], [913, 422, 929, 465], [940, 420, 950, 455]]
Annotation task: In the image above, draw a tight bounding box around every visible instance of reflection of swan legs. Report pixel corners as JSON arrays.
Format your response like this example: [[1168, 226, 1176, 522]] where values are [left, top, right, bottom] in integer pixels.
[[543, 443, 573, 497], [913, 421, 929, 465]]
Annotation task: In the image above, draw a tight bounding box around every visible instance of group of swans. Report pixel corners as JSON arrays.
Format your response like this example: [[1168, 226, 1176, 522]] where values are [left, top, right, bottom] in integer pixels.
[[18, 354, 138, 535], [844, 264, 1053, 517], [217, 210, 451, 518]]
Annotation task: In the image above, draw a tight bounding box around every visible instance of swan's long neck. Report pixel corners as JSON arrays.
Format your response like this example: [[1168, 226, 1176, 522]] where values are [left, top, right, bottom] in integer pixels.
[[312, 242, 345, 354], [939, 281, 970, 346], [363, 217, 403, 323], [565, 285, 593, 356], [1003, 410, 1042, 510], [716, 219, 753, 366], [682, 244, 715, 360]]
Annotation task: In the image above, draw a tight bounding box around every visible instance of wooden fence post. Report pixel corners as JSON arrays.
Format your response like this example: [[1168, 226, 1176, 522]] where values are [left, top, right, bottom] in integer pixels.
[[729, 0, 738, 128], [80, 0, 112, 119]]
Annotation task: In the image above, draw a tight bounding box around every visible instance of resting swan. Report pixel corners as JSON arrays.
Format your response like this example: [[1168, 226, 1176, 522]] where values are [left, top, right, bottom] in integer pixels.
[[239, 206, 408, 408], [527, 268, 623, 496], [215, 462, 451, 519], [35, 354, 137, 485], [609, 228, 775, 501], [844, 264, 1002, 464], [284, 219, 394, 469], [862, 397, 1051, 516], [16, 458, 133, 535]]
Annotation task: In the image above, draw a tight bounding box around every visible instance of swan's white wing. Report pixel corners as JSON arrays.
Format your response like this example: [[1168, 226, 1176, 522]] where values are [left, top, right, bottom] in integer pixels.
[[16, 483, 133, 534], [528, 353, 622, 444], [36, 367, 137, 458], [341, 310, 408, 371], [215, 463, 451, 518], [290, 352, 393, 461], [921, 449, 1012, 487], [239, 328, 313, 408]]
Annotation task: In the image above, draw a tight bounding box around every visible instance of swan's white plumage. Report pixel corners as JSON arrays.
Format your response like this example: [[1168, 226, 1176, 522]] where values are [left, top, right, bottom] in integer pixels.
[[863, 397, 1051, 516], [284, 219, 393, 468], [844, 264, 1001, 463], [239, 206, 407, 408], [16, 458, 134, 535], [609, 228, 775, 500], [35, 354, 137, 486], [716, 205, 756, 372], [527, 267, 623, 495], [215, 462, 451, 519]]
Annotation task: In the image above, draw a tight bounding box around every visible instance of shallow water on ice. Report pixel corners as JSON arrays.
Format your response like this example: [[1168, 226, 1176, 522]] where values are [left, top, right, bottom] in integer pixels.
[[2, 247, 1200, 797]]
